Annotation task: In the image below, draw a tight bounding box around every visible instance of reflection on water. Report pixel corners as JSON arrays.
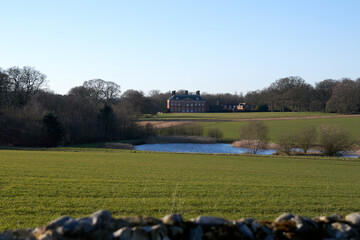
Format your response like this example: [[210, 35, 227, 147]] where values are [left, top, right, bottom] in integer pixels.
[[135, 143, 276, 155], [135, 143, 360, 158]]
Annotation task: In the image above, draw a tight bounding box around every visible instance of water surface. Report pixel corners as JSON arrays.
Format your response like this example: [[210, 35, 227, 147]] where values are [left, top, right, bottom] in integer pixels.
[[135, 143, 276, 155]]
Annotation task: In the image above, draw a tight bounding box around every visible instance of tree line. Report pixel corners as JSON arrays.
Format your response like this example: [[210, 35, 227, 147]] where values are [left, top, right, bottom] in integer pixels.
[[245, 76, 360, 113], [0, 66, 159, 147], [1, 66, 359, 147]]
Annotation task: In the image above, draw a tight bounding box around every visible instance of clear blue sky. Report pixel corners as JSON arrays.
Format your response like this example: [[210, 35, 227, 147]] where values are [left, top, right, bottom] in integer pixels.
[[1, 0, 359, 95]]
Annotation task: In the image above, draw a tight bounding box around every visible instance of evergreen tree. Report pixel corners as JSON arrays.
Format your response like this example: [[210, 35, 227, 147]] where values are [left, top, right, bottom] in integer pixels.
[[42, 113, 64, 147]]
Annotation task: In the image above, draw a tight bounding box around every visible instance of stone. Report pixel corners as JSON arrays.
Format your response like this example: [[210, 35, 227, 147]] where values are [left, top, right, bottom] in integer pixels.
[[327, 222, 358, 239], [274, 213, 295, 224], [293, 215, 318, 233], [191, 216, 231, 226], [190, 226, 203, 240], [148, 224, 170, 240], [142, 216, 162, 226], [55, 217, 77, 235], [33, 230, 55, 240], [317, 213, 343, 224], [76, 217, 93, 233], [131, 227, 149, 240], [45, 216, 74, 231], [90, 210, 113, 227], [113, 227, 132, 240], [330, 213, 343, 221], [162, 214, 184, 225], [346, 212, 360, 227], [3, 210, 360, 240], [169, 226, 184, 237], [121, 216, 161, 227], [251, 222, 274, 240], [235, 222, 254, 239], [0, 229, 35, 240], [114, 218, 131, 230]]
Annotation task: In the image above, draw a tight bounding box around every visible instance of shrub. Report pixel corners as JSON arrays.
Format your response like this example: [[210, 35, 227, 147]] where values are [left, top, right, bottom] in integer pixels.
[[277, 132, 296, 155], [206, 128, 223, 139], [296, 125, 317, 154], [318, 125, 354, 156], [255, 104, 269, 112], [157, 124, 204, 136], [239, 121, 269, 154]]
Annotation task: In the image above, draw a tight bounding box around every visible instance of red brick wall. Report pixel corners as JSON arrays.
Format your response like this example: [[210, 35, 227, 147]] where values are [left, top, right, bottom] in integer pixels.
[[167, 100, 207, 113]]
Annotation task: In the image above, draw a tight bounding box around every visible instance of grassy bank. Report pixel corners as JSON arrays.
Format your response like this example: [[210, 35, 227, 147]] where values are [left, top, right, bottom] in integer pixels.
[[200, 116, 360, 141], [1, 149, 359, 230]]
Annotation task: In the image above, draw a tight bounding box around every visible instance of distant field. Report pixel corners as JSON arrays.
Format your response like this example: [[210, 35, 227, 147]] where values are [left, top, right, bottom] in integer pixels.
[[1, 149, 360, 230], [140, 112, 340, 121], [200, 116, 360, 141], [141, 112, 360, 142]]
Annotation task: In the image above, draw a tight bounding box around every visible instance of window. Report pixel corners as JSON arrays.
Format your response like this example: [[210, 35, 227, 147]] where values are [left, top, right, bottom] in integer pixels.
[[191, 103, 193, 106], [171, 102, 173, 106]]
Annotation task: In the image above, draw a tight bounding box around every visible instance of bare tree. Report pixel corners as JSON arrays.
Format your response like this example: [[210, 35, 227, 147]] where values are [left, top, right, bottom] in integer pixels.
[[277, 132, 296, 155], [68, 86, 93, 99], [315, 79, 337, 112], [148, 90, 171, 113], [239, 121, 269, 154], [121, 89, 157, 115], [82, 79, 121, 102], [318, 125, 354, 156], [269, 76, 312, 112], [5, 66, 47, 105], [297, 125, 317, 154], [0, 69, 10, 107], [326, 79, 359, 113]]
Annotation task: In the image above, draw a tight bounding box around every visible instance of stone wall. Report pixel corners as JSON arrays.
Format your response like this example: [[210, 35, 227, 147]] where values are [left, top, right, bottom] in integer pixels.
[[1, 210, 359, 240]]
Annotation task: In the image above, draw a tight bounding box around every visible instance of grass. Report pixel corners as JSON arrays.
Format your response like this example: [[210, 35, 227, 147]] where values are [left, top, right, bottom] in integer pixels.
[[140, 112, 339, 121], [140, 112, 360, 142], [198, 117, 360, 142], [1, 149, 360, 230]]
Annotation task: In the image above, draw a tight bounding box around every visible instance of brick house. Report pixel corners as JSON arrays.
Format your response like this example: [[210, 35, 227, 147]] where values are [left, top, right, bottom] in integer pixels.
[[167, 90, 207, 113]]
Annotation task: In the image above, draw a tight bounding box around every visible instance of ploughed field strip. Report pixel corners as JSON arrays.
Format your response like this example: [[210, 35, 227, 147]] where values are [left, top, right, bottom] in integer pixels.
[[0, 149, 360, 231]]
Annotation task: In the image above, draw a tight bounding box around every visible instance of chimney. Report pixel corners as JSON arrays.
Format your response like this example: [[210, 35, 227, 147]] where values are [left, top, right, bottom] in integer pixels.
[[172, 90, 176, 96], [196, 90, 200, 95], [185, 90, 188, 95]]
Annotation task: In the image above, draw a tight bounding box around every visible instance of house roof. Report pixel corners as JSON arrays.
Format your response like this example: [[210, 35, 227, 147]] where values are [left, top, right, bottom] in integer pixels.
[[168, 94, 205, 101]]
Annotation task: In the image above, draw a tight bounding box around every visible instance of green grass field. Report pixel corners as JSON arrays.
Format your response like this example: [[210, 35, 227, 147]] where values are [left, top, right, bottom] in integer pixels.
[[140, 112, 360, 142], [1, 149, 359, 230], [200, 116, 360, 141], [141, 112, 339, 121]]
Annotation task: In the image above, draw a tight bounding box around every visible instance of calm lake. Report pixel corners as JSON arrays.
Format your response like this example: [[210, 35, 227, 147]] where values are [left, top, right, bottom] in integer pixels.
[[135, 143, 360, 158], [135, 143, 276, 155]]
